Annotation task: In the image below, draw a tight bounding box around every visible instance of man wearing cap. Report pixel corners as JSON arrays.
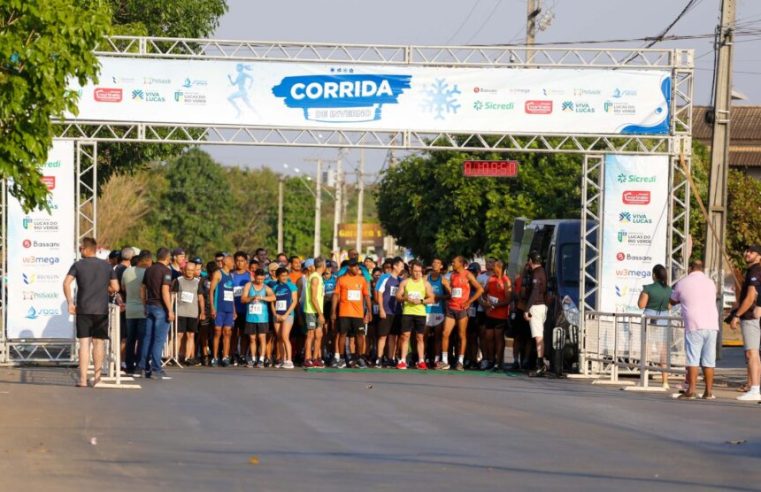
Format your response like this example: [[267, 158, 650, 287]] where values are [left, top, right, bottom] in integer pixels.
[[170, 248, 186, 280], [172, 257, 205, 365], [332, 258, 372, 368], [732, 245, 761, 401]]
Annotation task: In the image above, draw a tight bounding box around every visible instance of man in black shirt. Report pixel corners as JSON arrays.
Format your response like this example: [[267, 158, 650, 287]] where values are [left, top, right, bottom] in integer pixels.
[[63, 237, 119, 387], [731, 245, 761, 401], [138, 247, 175, 379], [525, 251, 549, 376]]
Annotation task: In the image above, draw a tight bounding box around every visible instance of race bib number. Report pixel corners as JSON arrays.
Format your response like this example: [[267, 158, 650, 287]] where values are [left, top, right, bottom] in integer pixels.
[[488, 295, 499, 305], [372, 304, 379, 314], [223, 290, 234, 302], [276, 300, 287, 311], [468, 306, 477, 317], [180, 291, 194, 304], [389, 286, 398, 296], [248, 302, 263, 315], [347, 289, 361, 301], [408, 291, 421, 301], [233, 286, 243, 298], [452, 287, 463, 299]]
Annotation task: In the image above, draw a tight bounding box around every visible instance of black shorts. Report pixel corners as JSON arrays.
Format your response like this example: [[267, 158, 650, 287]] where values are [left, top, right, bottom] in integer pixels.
[[76, 314, 109, 339], [401, 315, 427, 335], [177, 316, 199, 333], [234, 312, 246, 332], [445, 306, 469, 321], [477, 311, 487, 326], [485, 317, 507, 331], [508, 310, 531, 339], [337, 317, 364, 337], [377, 314, 401, 337], [245, 322, 270, 335]]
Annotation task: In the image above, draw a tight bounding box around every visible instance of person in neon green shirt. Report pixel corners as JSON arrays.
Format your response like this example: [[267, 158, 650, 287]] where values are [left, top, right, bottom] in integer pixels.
[[304, 257, 326, 367], [395, 260, 435, 370]]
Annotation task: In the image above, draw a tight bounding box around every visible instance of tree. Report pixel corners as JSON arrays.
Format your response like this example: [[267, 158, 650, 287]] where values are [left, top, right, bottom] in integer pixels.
[[0, 0, 110, 211], [727, 169, 761, 266], [376, 148, 581, 261], [96, 0, 229, 184]]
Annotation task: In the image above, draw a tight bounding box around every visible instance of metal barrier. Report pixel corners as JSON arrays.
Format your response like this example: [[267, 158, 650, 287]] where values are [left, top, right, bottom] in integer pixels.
[[95, 303, 140, 389], [582, 311, 686, 391], [162, 293, 182, 368]]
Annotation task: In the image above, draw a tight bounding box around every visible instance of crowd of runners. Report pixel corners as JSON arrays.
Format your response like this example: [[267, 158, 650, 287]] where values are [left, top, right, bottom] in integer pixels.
[[104, 245, 551, 379]]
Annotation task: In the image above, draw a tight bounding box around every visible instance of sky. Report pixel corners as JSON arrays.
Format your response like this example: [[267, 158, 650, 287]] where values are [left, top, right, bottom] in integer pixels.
[[203, 0, 761, 177]]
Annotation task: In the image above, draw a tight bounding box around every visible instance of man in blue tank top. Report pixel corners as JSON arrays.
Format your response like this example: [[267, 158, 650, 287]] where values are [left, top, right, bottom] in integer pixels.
[[210, 253, 236, 367], [231, 251, 252, 367], [242, 269, 275, 368]]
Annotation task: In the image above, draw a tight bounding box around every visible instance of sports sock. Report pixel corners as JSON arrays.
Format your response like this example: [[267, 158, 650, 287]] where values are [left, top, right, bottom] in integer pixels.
[[442, 353, 448, 363], [458, 355, 464, 364], [751, 385, 760, 394]]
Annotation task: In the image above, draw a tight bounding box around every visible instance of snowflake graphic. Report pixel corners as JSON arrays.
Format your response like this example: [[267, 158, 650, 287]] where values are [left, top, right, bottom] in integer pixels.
[[421, 79, 461, 120]]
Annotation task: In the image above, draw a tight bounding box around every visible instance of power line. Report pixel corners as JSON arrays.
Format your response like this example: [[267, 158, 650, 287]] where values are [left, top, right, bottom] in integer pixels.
[[464, 0, 504, 45], [445, 0, 483, 45]]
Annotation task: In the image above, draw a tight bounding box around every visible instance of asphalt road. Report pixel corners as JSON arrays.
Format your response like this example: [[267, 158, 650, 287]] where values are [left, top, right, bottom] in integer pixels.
[[0, 364, 759, 492]]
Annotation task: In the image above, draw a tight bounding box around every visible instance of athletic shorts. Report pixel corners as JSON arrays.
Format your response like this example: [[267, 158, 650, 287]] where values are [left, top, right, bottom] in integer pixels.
[[741, 318, 761, 351], [685, 329, 718, 368], [528, 305, 548, 338], [485, 317, 507, 331], [76, 314, 109, 339], [426, 312, 445, 327], [477, 311, 487, 326], [401, 314, 427, 334], [445, 307, 468, 321], [177, 316, 199, 333], [337, 317, 364, 337], [305, 313, 323, 330], [245, 322, 270, 335], [377, 314, 401, 337], [215, 311, 234, 328]]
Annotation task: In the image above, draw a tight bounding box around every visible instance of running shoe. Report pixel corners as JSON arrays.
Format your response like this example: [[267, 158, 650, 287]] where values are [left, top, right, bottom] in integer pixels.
[[337, 358, 347, 369], [416, 361, 428, 370], [315, 359, 325, 368], [282, 360, 294, 369], [210, 358, 218, 368], [435, 361, 450, 370], [454, 362, 464, 371], [264, 358, 271, 368], [737, 392, 761, 402], [158, 371, 172, 380], [529, 364, 547, 377], [246, 359, 254, 368], [479, 359, 491, 371], [358, 358, 367, 369], [374, 358, 382, 368], [303, 359, 314, 368], [274, 360, 284, 369], [509, 362, 521, 372], [232, 357, 239, 367], [348, 359, 358, 369], [397, 360, 408, 370], [220, 357, 230, 368]]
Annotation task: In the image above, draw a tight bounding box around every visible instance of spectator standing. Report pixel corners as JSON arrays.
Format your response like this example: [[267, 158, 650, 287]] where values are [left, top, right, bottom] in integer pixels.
[[139, 247, 175, 379], [637, 264, 672, 388], [670, 260, 718, 400], [731, 245, 761, 401], [122, 250, 152, 375], [63, 237, 119, 387]]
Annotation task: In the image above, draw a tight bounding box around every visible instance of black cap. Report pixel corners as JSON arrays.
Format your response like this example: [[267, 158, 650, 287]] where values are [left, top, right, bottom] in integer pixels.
[[747, 245, 761, 254], [188, 256, 202, 265], [108, 250, 120, 260], [172, 247, 185, 256], [467, 262, 481, 273]]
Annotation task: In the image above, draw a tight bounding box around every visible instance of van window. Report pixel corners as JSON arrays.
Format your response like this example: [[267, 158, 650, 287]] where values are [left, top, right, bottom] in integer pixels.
[[559, 244, 580, 286]]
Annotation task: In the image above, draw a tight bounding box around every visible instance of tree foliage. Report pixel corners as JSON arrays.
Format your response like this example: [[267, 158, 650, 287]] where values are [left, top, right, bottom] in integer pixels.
[[727, 168, 761, 266], [376, 148, 581, 261], [0, 0, 110, 211]]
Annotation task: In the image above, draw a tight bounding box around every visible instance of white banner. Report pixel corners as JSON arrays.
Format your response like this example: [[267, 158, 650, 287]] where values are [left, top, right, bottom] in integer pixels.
[[69, 57, 671, 135], [6, 140, 76, 339], [599, 155, 669, 313]]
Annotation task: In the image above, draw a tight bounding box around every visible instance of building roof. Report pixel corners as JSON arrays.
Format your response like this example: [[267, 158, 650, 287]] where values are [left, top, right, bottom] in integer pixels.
[[693, 106, 761, 168]]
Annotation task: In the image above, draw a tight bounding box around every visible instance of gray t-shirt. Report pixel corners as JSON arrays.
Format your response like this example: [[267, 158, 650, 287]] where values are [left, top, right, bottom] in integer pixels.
[[121, 266, 146, 319], [67, 257, 115, 315], [172, 276, 203, 318]]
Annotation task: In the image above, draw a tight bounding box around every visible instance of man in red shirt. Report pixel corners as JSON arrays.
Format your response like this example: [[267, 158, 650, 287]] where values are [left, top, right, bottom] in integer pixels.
[[438, 256, 483, 371], [479, 259, 511, 370], [331, 259, 372, 368]]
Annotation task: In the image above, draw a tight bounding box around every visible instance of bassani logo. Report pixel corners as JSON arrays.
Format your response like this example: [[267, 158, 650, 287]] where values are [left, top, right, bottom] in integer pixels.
[[272, 74, 411, 123], [473, 100, 514, 111], [616, 252, 653, 262], [617, 173, 656, 184]]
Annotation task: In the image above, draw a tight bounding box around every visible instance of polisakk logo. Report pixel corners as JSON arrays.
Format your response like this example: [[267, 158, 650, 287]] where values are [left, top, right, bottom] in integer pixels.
[[271, 73, 411, 123]]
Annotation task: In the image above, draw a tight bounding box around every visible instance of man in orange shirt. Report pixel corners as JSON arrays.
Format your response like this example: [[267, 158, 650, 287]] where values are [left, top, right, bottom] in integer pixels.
[[331, 258, 372, 368], [479, 259, 512, 370]]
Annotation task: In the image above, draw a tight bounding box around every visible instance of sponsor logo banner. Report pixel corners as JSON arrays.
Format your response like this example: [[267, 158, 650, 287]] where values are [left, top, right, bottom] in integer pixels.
[[600, 155, 668, 312], [68, 57, 672, 135], [7, 140, 75, 338]]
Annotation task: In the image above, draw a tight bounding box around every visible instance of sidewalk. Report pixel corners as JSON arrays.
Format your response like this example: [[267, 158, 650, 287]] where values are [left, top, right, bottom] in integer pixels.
[[714, 346, 747, 388]]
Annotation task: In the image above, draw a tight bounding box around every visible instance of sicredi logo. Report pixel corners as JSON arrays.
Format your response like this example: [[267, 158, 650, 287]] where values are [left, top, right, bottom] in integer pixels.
[[272, 74, 412, 123], [525, 100, 553, 114], [94, 87, 123, 103], [622, 190, 651, 205]]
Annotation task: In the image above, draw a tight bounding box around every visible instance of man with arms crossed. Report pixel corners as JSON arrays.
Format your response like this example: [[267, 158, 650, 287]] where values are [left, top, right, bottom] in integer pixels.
[[526, 252, 549, 377], [64, 237, 119, 387], [438, 256, 483, 371]]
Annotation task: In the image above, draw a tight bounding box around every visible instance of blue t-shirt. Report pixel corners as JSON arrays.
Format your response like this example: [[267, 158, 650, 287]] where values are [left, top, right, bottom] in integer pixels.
[[323, 274, 337, 299], [245, 284, 269, 323], [337, 264, 372, 283], [215, 270, 235, 313], [426, 274, 445, 314], [265, 277, 278, 290], [232, 271, 251, 314], [376, 273, 401, 315], [273, 280, 297, 316]]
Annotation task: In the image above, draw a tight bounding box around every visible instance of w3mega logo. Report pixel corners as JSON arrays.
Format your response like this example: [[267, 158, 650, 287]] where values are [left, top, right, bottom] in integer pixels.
[[272, 74, 411, 123]]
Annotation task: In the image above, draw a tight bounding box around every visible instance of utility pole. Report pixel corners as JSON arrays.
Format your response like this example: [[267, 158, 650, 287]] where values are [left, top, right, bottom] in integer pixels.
[[356, 149, 365, 254], [526, 0, 541, 64], [705, 0, 735, 287], [277, 177, 284, 253]]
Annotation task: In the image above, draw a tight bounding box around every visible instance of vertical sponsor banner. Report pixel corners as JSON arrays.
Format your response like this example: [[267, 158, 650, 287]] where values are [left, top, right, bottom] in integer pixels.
[[6, 140, 76, 338], [600, 155, 669, 313]]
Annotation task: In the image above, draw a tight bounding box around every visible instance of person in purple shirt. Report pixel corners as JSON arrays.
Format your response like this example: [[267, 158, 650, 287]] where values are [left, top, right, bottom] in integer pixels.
[[670, 260, 718, 400]]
